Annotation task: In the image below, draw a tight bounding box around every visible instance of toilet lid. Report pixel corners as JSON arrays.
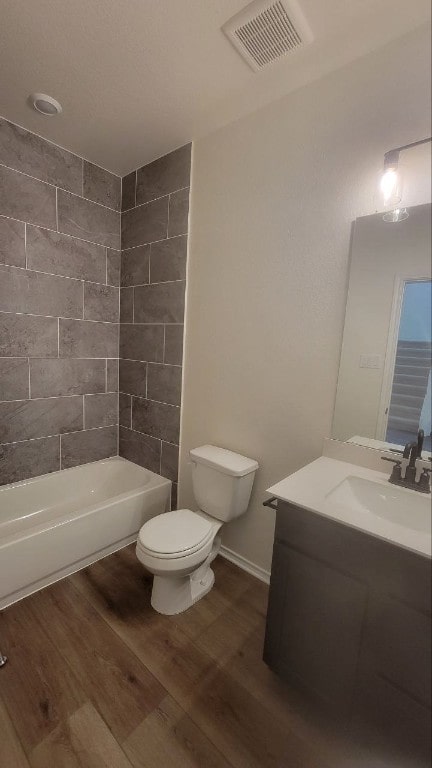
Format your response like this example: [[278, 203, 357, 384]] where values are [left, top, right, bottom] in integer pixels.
[[138, 509, 215, 556]]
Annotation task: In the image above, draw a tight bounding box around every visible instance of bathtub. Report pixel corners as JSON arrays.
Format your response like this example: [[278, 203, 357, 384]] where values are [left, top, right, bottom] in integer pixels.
[[0, 457, 171, 610]]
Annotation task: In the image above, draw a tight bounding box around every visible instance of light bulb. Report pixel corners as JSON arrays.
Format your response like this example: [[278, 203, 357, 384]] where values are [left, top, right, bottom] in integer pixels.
[[380, 167, 402, 207]]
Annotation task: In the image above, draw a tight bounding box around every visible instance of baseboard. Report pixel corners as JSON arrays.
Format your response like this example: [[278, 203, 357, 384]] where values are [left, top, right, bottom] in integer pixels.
[[219, 545, 271, 585]]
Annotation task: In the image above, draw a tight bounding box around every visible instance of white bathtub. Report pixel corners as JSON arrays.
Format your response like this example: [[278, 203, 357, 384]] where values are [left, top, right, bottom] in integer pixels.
[[0, 457, 171, 610]]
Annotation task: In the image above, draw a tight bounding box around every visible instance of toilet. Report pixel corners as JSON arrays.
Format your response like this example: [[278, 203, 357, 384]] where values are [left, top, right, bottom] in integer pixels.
[[136, 445, 258, 615]]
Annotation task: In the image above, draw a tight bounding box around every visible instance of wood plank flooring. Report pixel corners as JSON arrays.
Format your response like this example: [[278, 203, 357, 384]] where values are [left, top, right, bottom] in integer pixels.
[[0, 547, 421, 768]]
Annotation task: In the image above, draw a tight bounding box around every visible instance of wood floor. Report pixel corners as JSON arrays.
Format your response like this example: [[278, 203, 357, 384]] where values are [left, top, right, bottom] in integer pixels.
[[0, 547, 418, 768]]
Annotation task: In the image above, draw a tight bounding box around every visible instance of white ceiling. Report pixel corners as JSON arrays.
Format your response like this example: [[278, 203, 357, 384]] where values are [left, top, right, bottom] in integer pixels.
[[0, 0, 430, 175]]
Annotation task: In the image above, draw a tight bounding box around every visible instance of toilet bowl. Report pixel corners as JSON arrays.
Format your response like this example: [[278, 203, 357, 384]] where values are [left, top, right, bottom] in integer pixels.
[[136, 445, 258, 615], [136, 508, 222, 614]]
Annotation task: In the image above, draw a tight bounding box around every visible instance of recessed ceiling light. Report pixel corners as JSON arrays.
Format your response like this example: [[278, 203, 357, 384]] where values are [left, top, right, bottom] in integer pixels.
[[29, 93, 62, 116]]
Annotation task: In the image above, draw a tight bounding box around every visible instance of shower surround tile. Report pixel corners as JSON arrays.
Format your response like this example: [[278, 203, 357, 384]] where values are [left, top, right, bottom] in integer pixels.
[[119, 324, 164, 363], [136, 144, 191, 205], [150, 236, 187, 283], [121, 171, 136, 211], [0, 396, 83, 443], [59, 319, 119, 359], [118, 426, 161, 474], [0, 358, 29, 401], [84, 393, 118, 429], [161, 441, 179, 483], [132, 398, 180, 444], [121, 245, 150, 286], [134, 281, 185, 324], [0, 313, 58, 357], [0, 116, 121, 486], [168, 187, 190, 237], [107, 249, 121, 286], [57, 189, 120, 249], [26, 226, 107, 283], [0, 215, 25, 268], [119, 393, 132, 428], [147, 363, 182, 406], [0, 164, 56, 229], [120, 287, 134, 323], [119, 145, 190, 489], [121, 197, 168, 250], [0, 436, 60, 485], [83, 161, 121, 211], [164, 325, 184, 366], [119, 360, 147, 398], [61, 426, 117, 469], [30, 359, 107, 399], [0, 266, 83, 319], [0, 117, 191, 487], [84, 283, 119, 323], [107, 359, 119, 392], [0, 117, 82, 193]]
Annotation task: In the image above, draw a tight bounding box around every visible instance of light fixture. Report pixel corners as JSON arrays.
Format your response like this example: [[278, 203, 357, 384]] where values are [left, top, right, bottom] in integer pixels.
[[379, 136, 431, 222], [29, 93, 62, 117]]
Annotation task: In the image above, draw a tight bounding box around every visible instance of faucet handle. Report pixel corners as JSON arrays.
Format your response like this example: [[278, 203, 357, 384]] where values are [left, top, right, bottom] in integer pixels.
[[415, 457, 432, 483]]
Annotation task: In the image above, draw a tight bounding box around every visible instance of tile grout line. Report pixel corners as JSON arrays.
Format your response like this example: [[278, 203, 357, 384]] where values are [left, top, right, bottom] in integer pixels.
[[0, 161, 122, 212], [0, 261, 116, 287], [122, 183, 190, 213], [1, 115, 122, 178], [0, 262, 185, 289], [116, 424, 179, 449], [0, 210, 185, 252], [0, 424, 119, 447], [0, 309, 120, 325]]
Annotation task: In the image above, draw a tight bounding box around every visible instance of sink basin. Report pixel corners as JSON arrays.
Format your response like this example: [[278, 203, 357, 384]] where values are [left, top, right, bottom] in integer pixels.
[[326, 475, 430, 534]]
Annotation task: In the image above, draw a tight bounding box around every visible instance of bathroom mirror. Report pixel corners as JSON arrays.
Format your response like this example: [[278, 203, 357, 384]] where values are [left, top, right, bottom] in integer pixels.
[[332, 202, 431, 451]]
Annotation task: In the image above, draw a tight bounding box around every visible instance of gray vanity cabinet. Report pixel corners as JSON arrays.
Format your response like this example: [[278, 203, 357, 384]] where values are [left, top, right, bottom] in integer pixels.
[[264, 501, 431, 757]]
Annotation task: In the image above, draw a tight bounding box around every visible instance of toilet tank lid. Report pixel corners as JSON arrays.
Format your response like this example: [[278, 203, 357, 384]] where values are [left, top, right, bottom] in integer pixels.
[[190, 445, 259, 477]]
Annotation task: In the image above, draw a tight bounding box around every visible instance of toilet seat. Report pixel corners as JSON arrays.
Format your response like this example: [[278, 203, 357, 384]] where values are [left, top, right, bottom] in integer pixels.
[[138, 509, 219, 560]]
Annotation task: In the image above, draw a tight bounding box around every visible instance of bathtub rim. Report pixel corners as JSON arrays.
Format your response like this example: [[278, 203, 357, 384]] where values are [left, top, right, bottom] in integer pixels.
[[0, 456, 172, 546], [0, 454, 162, 495]]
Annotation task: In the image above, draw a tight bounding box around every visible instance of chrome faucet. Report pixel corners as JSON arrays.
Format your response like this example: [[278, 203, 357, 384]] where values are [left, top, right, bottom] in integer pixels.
[[382, 429, 431, 494]]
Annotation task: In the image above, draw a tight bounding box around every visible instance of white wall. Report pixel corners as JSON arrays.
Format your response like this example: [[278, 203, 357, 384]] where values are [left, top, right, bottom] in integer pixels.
[[179, 24, 432, 574]]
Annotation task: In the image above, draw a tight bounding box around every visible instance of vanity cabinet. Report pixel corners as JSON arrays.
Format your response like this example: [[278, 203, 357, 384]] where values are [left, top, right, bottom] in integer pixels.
[[264, 501, 431, 758]]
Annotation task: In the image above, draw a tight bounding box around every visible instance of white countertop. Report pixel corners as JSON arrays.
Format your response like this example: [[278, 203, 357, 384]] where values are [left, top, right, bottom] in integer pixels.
[[267, 456, 431, 558]]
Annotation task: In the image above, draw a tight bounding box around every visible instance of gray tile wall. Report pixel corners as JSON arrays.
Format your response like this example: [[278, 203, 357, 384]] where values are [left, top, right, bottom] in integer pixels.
[[0, 117, 121, 485], [119, 144, 191, 506]]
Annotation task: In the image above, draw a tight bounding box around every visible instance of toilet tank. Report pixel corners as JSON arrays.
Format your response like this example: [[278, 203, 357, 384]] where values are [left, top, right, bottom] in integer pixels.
[[190, 445, 258, 522]]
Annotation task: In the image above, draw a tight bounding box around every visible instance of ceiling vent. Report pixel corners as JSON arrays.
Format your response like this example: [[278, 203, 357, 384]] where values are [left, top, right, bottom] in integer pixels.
[[222, 0, 313, 71]]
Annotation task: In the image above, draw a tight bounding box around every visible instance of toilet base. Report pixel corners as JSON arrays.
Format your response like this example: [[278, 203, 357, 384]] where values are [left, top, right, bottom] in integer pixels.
[[151, 567, 215, 615]]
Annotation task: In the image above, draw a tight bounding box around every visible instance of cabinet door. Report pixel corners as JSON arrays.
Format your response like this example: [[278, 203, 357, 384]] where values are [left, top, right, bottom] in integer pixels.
[[265, 542, 367, 712], [352, 593, 432, 761]]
